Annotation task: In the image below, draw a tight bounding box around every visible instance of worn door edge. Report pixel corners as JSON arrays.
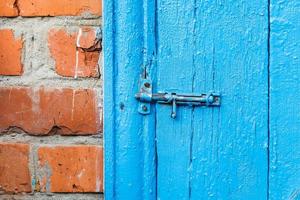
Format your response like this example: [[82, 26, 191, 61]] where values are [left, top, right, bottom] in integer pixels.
[[103, 0, 157, 199], [103, 0, 115, 199]]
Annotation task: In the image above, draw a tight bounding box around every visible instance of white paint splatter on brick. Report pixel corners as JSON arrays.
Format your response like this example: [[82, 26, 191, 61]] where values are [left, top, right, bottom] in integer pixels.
[[95, 148, 101, 192], [75, 28, 83, 79], [71, 90, 76, 121], [8, 88, 12, 102]]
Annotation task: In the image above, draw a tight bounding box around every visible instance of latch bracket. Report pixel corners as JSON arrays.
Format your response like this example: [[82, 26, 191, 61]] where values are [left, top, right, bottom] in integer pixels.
[[136, 78, 153, 115], [136, 78, 221, 118]]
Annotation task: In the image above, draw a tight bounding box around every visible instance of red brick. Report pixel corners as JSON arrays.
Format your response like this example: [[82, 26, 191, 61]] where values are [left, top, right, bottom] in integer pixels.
[[48, 27, 101, 78], [38, 145, 103, 193], [0, 29, 23, 76], [0, 0, 19, 17], [0, 87, 102, 135], [0, 143, 32, 194], [18, 0, 102, 17]]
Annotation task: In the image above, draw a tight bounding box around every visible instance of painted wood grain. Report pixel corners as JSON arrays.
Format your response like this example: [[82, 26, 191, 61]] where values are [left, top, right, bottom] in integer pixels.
[[269, 0, 300, 199], [156, 0, 269, 199], [156, 0, 195, 199], [104, 0, 156, 199], [191, 0, 269, 199]]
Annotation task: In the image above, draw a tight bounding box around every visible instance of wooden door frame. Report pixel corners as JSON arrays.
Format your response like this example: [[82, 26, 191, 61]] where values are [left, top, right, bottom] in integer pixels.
[[103, 0, 157, 199]]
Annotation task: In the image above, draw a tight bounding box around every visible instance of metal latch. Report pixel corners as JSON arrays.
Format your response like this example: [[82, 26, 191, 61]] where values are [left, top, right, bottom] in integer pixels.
[[135, 78, 221, 118]]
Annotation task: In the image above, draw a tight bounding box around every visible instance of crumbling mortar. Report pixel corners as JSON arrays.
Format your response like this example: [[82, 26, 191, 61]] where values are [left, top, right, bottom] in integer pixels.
[[0, 16, 101, 26], [0, 126, 102, 137], [29, 145, 38, 194], [0, 133, 103, 145], [0, 77, 102, 88]]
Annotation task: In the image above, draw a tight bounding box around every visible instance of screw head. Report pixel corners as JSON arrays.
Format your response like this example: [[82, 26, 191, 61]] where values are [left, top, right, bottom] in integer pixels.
[[142, 105, 148, 111], [144, 82, 151, 88]]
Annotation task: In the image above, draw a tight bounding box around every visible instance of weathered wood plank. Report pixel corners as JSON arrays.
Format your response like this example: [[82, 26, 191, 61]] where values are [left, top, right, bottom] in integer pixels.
[[156, 0, 195, 199], [269, 0, 300, 199], [104, 0, 156, 199], [191, 1, 269, 199]]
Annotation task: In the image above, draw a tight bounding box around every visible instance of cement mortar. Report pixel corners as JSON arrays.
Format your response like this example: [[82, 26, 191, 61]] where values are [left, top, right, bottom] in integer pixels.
[[0, 16, 103, 199]]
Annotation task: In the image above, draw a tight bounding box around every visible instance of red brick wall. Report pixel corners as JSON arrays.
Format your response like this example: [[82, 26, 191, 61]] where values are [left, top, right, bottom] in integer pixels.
[[0, 1, 103, 198]]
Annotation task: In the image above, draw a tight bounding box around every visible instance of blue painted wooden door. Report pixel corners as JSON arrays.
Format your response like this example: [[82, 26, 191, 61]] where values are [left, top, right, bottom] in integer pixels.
[[155, 1, 268, 199], [104, 0, 300, 199]]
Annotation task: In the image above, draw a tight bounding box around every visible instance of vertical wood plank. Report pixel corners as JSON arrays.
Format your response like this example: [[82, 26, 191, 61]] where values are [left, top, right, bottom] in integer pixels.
[[103, 0, 115, 198], [190, 1, 269, 199], [269, 0, 300, 199], [104, 0, 156, 199], [110, 0, 144, 196], [141, 0, 157, 199], [156, 0, 195, 199]]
